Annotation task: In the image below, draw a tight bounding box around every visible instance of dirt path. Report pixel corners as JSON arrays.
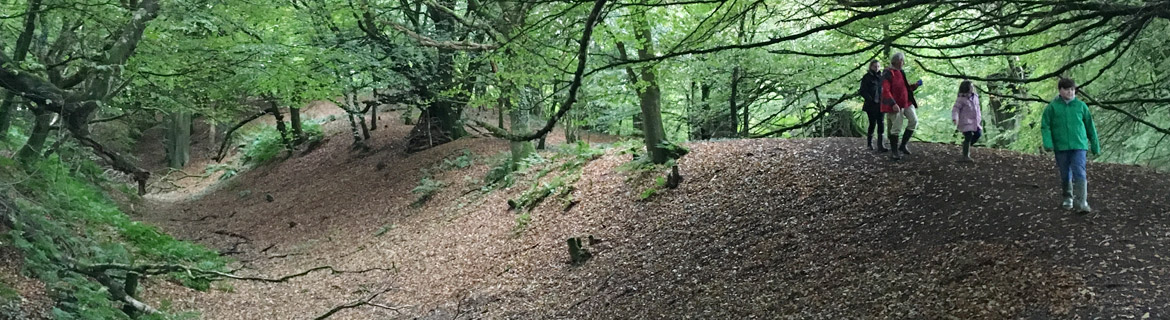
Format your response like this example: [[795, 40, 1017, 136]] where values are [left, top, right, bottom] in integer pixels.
[[137, 109, 1170, 319]]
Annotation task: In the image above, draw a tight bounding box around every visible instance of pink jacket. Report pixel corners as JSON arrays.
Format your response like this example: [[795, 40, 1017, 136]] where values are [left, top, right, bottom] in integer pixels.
[[951, 93, 982, 132]]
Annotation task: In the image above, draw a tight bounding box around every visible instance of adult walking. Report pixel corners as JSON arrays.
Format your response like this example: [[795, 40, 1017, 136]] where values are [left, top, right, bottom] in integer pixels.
[[880, 52, 923, 160], [859, 60, 888, 152]]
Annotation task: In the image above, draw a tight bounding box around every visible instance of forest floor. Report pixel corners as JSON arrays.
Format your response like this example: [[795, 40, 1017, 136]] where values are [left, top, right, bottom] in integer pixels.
[[128, 103, 1170, 319]]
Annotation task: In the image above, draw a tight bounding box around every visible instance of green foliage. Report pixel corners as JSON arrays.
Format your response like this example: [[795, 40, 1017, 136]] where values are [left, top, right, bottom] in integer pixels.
[[205, 163, 239, 181], [238, 125, 288, 167], [235, 119, 324, 168], [481, 152, 517, 191], [513, 212, 532, 235], [640, 176, 668, 200], [405, 149, 481, 207], [441, 149, 475, 170], [373, 224, 397, 237], [4, 156, 226, 319], [411, 177, 446, 206], [657, 141, 689, 160], [302, 120, 326, 143], [553, 140, 606, 171]]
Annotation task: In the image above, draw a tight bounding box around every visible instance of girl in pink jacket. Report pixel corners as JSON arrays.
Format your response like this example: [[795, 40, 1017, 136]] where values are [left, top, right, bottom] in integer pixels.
[[951, 80, 982, 162]]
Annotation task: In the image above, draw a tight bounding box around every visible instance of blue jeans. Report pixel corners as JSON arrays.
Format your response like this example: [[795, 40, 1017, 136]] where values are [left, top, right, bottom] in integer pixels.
[[1055, 150, 1087, 183]]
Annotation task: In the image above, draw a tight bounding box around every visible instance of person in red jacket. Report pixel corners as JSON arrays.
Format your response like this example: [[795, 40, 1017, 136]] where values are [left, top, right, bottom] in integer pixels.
[[880, 52, 924, 160]]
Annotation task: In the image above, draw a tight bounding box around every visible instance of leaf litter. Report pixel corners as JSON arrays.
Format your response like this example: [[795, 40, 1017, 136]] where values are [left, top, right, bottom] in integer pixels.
[[137, 114, 1170, 319]]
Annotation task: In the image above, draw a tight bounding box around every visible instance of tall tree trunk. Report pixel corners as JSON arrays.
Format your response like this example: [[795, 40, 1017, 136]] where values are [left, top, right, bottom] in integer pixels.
[[165, 111, 191, 168], [728, 67, 741, 138], [507, 88, 534, 170], [497, 103, 504, 128], [265, 98, 293, 150], [405, 0, 466, 152], [369, 89, 378, 131], [289, 106, 304, 144], [207, 119, 216, 153], [564, 86, 579, 144], [357, 111, 371, 140], [344, 92, 364, 145], [741, 81, 750, 137], [633, 9, 667, 164], [16, 109, 52, 162], [694, 83, 714, 140], [0, 0, 43, 142], [615, 41, 645, 138], [686, 81, 695, 139]]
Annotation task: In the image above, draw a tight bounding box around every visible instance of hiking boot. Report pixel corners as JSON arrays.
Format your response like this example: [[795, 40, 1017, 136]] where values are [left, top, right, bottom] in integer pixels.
[[899, 129, 914, 155], [889, 134, 902, 160], [1074, 180, 1091, 213], [867, 136, 874, 150], [1061, 181, 1074, 210], [959, 142, 973, 162], [877, 135, 889, 152]]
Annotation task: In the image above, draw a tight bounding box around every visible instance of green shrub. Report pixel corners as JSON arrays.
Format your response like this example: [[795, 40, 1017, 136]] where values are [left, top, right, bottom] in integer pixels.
[[442, 149, 474, 170], [302, 120, 325, 143], [5, 156, 227, 319], [411, 177, 445, 205], [513, 212, 531, 235], [482, 158, 514, 191], [239, 126, 286, 166]]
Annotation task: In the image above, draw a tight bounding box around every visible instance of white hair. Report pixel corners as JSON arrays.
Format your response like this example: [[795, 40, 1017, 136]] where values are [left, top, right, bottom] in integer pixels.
[[891, 52, 905, 63]]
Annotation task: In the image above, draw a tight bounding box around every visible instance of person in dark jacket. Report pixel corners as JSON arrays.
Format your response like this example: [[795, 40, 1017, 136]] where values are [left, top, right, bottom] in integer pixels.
[[859, 60, 888, 152]]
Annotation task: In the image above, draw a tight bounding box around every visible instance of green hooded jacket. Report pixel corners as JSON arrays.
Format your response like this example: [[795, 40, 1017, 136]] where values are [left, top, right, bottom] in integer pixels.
[[1041, 96, 1100, 154]]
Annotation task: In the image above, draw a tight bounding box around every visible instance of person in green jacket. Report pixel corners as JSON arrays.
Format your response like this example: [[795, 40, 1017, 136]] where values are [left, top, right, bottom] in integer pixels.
[[1041, 78, 1100, 213]]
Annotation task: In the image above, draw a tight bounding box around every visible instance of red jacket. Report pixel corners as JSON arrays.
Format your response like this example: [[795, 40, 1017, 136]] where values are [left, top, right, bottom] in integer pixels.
[[880, 68, 919, 113]]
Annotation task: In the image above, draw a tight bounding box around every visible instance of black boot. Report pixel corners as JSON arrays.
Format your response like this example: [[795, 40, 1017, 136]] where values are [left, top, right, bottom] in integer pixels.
[[867, 135, 874, 150], [959, 141, 973, 162], [877, 135, 889, 152], [900, 129, 914, 155], [889, 134, 901, 160]]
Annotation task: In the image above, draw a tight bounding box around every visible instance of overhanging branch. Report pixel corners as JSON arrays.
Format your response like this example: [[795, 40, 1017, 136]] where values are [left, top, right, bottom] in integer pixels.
[[473, 0, 608, 141]]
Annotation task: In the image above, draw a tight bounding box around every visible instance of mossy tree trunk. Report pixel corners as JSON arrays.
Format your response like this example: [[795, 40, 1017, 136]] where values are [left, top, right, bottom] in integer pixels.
[[632, 7, 668, 164], [16, 109, 53, 163]]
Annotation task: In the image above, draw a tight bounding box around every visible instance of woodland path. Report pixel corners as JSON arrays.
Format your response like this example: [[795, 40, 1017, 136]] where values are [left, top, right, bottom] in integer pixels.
[[135, 104, 1170, 319]]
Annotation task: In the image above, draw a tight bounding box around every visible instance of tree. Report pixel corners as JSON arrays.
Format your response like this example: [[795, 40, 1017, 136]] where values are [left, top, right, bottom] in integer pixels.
[[0, 0, 163, 192]]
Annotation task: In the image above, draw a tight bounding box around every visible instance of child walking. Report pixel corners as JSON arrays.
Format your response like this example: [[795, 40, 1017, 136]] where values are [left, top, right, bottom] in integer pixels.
[[951, 80, 982, 162], [1041, 78, 1100, 213]]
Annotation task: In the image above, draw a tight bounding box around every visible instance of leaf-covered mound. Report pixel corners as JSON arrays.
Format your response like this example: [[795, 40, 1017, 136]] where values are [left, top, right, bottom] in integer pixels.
[[142, 132, 1169, 319]]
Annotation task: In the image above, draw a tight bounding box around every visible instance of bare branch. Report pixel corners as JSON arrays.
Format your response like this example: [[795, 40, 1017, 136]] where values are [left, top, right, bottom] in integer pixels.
[[585, 0, 937, 76], [312, 287, 399, 320], [751, 93, 854, 138], [386, 21, 499, 50], [473, 0, 608, 141]]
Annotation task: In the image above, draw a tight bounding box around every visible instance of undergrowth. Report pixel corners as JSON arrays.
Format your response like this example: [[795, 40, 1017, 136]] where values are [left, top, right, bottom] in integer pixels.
[[411, 149, 475, 206], [482, 141, 605, 235], [1, 155, 226, 319], [238, 119, 325, 167], [204, 119, 326, 182], [615, 140, 688, 200]]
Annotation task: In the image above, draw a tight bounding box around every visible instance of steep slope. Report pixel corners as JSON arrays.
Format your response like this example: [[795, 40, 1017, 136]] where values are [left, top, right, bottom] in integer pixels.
[[139, 113, 1170, 319]]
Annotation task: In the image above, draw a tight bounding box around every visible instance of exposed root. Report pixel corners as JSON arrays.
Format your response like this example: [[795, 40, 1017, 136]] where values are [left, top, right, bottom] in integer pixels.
[[312, 287, 405, 320]]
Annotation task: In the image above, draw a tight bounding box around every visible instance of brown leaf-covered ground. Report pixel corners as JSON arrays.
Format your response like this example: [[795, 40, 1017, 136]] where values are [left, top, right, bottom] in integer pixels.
[[132, 107, 1170, 319]]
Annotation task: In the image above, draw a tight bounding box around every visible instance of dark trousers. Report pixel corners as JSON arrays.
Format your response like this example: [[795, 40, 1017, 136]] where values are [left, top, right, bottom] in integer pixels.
[[866, 109, 884, 137], [962, 129, 982, 145]]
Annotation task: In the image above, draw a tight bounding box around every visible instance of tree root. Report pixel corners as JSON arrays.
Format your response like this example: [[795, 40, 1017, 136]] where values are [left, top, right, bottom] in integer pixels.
[[78, 263, 394, 283], [312, 287, 405, 320]]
